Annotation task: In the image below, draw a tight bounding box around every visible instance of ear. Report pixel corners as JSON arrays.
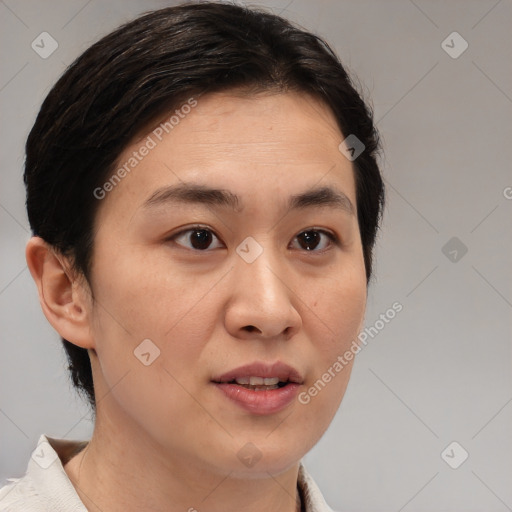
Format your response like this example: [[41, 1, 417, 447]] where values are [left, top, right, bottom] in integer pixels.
[[25, 237, 95, 350]]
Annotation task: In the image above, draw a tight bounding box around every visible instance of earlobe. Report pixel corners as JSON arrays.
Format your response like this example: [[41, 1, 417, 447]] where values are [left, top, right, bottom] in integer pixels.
[[25, 237, 95, 349]]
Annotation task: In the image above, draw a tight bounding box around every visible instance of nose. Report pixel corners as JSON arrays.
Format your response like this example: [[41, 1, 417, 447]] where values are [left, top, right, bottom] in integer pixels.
[[224, 247, 302, 341]]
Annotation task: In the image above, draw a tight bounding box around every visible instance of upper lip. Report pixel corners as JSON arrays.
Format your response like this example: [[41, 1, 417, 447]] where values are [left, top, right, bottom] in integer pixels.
[[213, 361, 304, 384]]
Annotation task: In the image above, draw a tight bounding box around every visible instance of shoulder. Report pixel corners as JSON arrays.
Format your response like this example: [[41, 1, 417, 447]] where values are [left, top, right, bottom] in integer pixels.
[[0, 434, 88, 512], [0, 474, 41, 512]]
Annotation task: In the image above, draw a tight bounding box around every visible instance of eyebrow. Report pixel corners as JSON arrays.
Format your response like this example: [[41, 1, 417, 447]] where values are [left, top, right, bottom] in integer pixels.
[[143, 183, 354, 215]]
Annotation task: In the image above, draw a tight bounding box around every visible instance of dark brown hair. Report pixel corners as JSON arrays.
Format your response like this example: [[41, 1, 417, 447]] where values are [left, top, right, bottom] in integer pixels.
[[24, 1, 384, 411]]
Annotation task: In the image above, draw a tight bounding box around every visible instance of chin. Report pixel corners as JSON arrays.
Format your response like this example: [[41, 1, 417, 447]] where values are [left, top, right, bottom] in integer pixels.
[[222, 434, 314, 478], [228, 458, 302, 480]]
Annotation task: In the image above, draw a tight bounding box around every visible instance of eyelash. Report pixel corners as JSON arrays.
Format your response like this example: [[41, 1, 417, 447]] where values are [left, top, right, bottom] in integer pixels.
[[168, 225, 340, 253]]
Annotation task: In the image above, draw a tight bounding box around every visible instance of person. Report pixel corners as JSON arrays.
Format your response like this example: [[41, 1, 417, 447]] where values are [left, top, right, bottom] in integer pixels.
[[0, 2, 384, 511]]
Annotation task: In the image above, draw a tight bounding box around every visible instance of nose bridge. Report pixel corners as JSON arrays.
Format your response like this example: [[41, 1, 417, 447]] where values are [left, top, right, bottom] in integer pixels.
[[226, 236, 300, 338], [234, 236, 287, 303]]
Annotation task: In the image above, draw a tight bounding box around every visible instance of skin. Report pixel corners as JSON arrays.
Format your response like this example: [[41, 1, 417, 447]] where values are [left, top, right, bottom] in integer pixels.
[[26, 90, 367, 512]]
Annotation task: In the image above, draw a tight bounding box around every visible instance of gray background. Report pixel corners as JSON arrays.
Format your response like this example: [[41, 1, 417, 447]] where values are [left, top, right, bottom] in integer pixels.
[[1, 1, 511, 510]]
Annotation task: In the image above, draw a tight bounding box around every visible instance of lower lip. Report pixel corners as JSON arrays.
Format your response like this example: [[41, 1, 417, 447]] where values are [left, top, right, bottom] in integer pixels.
[[213, 383, 301, 415]]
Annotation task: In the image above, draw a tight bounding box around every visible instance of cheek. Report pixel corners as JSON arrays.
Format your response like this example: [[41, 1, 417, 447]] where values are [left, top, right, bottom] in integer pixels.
[[90, 246, 211, 339], [86, 263, 214, 436], [88, 249, 223, 388], [301, 262, 366, 410], [330, 283, 366, 349], [309, 262, 367, 352]]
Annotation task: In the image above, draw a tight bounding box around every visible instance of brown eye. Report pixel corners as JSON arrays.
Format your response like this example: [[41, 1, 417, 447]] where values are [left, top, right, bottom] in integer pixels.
[[171, 227, 223, 251], [189, 229, 213, 250], [291, 229, 337, 252]]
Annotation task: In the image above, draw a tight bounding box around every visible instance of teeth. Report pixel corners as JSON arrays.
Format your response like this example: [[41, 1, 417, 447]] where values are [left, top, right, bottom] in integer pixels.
[[234, 376, 281, 386]]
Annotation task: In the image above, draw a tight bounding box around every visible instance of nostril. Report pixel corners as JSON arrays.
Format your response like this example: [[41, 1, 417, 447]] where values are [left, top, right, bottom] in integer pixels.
[[244, 325, 258, 333]]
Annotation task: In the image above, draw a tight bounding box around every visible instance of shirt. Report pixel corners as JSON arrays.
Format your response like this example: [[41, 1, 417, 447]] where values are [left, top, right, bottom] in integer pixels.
[[0, 434, 335, 512]]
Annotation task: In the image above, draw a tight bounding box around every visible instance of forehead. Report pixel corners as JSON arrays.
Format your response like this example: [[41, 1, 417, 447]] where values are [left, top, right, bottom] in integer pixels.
[[167, 90, 343, 159], [97, 90, 355, 217]]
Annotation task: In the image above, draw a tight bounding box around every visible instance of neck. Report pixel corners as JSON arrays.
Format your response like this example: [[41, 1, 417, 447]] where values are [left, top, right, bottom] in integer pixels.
[[64, 412, 302, 512]]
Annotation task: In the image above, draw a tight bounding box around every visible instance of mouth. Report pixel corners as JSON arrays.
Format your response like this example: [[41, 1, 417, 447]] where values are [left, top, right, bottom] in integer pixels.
[[223, 376, 290, 391], [212, 361, 304, 388], [211, 362, 304, 414]]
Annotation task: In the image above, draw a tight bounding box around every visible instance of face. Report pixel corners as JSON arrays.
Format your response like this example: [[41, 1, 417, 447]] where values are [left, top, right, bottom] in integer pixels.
[[85, 90, 367, 477]]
